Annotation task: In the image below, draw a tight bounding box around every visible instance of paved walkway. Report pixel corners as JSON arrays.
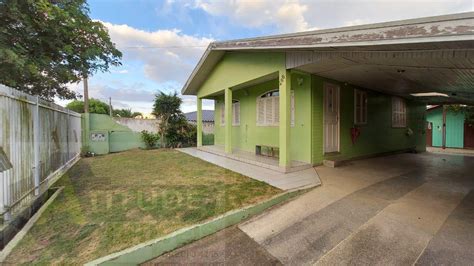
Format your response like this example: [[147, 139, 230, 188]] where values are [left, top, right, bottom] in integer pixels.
[[178, 148, 321, 190], [149, 152, 474, 265], [427, 146, 474, 156]]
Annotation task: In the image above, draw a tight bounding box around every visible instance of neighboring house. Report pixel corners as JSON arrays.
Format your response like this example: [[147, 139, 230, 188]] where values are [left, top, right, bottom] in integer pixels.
[[426, 106, 474, 149], [182, 13, 473, 170], [184, 110, 214, 134]]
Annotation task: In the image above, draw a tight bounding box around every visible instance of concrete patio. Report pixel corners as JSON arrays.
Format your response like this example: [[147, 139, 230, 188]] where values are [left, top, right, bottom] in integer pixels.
[[178, 147, 321, 190]]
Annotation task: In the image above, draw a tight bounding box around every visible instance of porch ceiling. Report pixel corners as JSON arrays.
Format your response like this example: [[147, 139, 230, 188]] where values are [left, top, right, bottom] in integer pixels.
[[291, 41, 474, 105]]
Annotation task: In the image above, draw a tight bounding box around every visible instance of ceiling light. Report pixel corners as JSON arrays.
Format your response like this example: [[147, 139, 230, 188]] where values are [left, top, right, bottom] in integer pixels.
[[410, 92, 449, 97]]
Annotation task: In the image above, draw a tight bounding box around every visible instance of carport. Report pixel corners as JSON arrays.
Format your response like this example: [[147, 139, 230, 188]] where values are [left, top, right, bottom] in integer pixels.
[[147, 12, 474, 265], [211, 12, 474, 106]]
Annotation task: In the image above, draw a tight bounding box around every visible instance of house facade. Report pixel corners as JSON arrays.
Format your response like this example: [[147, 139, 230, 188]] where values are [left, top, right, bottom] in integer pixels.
[[426, 106, 474, 149], [182, 13, 473, 171]]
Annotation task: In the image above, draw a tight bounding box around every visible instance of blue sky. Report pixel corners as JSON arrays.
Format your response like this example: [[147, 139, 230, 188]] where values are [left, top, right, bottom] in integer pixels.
[[60, 0, 473, 114]]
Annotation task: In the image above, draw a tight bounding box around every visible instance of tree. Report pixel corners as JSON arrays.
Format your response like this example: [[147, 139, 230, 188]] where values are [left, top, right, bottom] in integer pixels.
[[113, 109, 142, 118], [0, 0, 122, 100], [152, 92, 182, 148], [66, 98, 109, 114]]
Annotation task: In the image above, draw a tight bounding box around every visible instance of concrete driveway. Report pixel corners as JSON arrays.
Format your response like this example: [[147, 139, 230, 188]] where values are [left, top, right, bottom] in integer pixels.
[[145, 152, 474, 265]]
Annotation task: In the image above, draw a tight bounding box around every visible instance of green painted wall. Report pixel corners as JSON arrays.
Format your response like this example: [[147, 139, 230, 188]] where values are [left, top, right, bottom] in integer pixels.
[[213, 71, 312, 163], [427, 108, 465, 148], [198, 52, 285, 98], [86, 114, 145, 155], [311, 75, 426, 164], [199, 52, 427, 165]]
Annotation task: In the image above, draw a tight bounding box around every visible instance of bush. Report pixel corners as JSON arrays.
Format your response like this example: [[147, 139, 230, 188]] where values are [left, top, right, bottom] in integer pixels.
[[141, 130, 160, 149], [166, 115, 197, 148]]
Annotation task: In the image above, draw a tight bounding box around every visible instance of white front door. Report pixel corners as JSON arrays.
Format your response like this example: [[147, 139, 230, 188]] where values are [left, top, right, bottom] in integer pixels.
[[324, 83, 340, 153]]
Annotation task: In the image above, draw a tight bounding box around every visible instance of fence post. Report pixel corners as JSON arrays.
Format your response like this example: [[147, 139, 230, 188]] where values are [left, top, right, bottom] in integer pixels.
[[66, 109, 70, 160], [33, 96, 40, 196]]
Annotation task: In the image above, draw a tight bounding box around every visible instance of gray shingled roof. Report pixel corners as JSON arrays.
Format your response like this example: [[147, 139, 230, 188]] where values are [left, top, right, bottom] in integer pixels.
[[184, 110, 214, 122]]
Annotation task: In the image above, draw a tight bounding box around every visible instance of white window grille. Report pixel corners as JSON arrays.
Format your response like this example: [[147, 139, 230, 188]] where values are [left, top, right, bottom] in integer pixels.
[[354, 89, 367, 125], [392, 97, 407, 128]]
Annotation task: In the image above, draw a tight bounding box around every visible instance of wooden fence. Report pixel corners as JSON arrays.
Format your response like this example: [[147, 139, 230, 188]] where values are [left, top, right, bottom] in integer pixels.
[[0, 85, 82, 221]]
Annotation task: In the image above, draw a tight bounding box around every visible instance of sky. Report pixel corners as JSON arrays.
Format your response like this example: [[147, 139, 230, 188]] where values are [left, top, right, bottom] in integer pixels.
[[58, 0, 473, 115]]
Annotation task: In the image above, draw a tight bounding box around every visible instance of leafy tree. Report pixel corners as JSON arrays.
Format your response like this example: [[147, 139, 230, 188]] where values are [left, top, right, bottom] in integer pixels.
[[113, 108, 132, 118], [66, 98, 109, 114], [113, 109, 143, 118], [152, 92, 182, 148], [0, 0, 122, 100]]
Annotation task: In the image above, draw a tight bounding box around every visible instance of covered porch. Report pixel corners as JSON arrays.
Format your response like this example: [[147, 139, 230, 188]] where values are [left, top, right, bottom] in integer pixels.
[[195, 66, 302, 172]]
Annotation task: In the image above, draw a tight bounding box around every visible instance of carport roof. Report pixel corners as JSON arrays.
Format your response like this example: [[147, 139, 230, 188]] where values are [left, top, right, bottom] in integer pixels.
[[182, 12, 474, 104]]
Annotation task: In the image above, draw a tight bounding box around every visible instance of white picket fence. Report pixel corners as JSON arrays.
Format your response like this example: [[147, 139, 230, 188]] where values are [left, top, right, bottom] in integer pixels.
[[0, 85, 82, 221]]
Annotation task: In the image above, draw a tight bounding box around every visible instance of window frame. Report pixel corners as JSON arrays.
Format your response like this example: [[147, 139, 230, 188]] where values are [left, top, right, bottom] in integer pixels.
[[256, 89, 295, 127], [220, 100, 241, 126], [392, 96, 407, 128], [354, 89, 368, 125]]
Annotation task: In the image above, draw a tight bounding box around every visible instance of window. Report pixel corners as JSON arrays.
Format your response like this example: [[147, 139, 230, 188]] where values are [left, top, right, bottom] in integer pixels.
[[354, 89, 367, 125], [392, 97, 407, 128], [232, 101, 240, 126], [256, 90, 294, 127], [220, 100, 240, 126]]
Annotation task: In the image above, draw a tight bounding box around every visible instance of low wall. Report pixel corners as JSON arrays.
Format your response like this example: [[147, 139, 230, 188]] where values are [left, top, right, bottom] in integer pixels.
[[114, 118, 160, 133], [86, 114, 147, 155]]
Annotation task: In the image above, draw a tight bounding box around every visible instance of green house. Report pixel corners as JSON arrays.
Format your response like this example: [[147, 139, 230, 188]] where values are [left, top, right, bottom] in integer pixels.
[[182, 14, 473, 171], [426, 106, 465, 148]]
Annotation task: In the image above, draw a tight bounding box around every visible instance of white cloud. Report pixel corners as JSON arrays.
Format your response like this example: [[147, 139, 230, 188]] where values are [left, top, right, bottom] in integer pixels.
[[193, 0, 472, 33], [101, 22, 213, 84], [195, 0, 311, 33]]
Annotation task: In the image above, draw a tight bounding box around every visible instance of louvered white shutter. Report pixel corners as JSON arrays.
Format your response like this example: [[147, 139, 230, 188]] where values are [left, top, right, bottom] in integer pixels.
[[273, 96, 279, 125], [233, 102, 240, 125], [257, 98, 264, 125], [264, 97, 273, 125]]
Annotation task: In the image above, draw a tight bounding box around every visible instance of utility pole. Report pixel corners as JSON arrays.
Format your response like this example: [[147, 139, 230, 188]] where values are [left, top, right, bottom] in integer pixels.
[[109, 97, 112, 117], [83, 76, 89, 113]]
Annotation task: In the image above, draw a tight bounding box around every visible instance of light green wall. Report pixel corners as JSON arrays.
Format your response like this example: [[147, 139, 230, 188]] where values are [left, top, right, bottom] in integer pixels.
[[199, 51, 427, 165], [427, 108, 465, 148], [213, 71, 312, 163], [311, 75, 426, 164], [198, 52, 285, 98], [86, 114, 145, 155]]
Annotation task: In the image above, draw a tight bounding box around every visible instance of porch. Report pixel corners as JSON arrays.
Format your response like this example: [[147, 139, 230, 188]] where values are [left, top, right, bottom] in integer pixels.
[[179, 147, 321, 190], [198, 145, 312, 173]]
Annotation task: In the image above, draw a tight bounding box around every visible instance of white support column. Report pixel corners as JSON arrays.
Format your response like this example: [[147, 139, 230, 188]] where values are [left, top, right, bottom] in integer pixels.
[[33, 96, 40, 196]]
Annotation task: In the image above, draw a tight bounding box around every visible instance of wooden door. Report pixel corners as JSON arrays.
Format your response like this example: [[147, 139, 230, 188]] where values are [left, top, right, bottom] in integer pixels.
[[324, 83, 340, 153]]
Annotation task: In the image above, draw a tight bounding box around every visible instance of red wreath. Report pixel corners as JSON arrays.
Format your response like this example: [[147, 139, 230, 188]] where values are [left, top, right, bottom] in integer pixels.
[[351, 127, 361, 145]]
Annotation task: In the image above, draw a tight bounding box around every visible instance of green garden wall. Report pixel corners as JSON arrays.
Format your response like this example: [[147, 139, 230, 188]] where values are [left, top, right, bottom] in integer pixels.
[[213, 71, 312, 164], [311, 75, 426, 164], [85, 114, 145, 155], [427, 108, 465, 148]]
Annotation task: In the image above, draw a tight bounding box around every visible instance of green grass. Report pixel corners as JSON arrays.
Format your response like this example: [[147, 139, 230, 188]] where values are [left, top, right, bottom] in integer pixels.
[[7, 149, 280, 265]]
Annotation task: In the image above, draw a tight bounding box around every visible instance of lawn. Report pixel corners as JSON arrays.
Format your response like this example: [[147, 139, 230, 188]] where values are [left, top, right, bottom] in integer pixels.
[[7, 149, 280, 265]]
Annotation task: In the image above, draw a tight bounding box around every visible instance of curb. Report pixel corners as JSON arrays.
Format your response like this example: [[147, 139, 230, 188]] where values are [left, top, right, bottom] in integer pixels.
[[85, 189, 306, 266], [0, 186, 65, 262]]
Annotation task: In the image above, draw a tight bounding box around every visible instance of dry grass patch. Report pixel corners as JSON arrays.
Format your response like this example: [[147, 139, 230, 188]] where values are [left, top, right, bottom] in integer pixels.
[[7, 149, 280, 265]]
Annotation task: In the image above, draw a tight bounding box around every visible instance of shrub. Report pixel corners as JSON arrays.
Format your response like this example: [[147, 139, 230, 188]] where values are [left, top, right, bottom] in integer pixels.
[[141, 130, 160, 149], [203, 133, 214, 145]]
